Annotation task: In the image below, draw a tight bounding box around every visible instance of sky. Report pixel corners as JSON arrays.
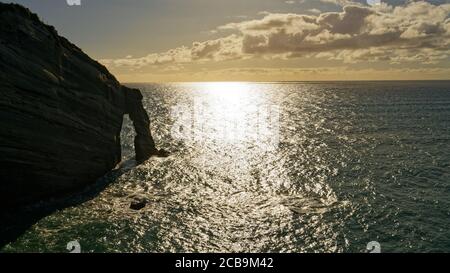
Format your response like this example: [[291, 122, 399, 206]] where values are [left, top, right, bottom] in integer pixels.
[[3, 0, 450, 82]]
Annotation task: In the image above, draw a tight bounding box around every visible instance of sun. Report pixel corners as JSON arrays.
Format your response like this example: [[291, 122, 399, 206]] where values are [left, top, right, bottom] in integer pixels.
[[201, 82, 250, 94]]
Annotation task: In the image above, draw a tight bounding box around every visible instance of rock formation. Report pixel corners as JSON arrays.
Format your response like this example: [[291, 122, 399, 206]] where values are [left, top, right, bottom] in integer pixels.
[[0, 3, 159, 208], [123, 87, 158, 163]]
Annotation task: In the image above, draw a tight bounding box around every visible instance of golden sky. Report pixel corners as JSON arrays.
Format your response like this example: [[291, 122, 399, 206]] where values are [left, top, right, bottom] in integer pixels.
[[10, 0, 450, 82]]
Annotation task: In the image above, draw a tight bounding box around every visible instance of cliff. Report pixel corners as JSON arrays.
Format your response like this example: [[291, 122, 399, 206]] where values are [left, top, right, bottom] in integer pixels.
[[0, 3, 157, 208]]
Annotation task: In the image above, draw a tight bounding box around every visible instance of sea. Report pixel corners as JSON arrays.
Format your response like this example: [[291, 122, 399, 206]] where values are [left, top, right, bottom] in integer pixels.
[[2, 81, 450, 253]]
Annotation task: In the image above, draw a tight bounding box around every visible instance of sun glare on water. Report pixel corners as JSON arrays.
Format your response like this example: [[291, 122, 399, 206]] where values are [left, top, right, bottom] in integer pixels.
[[181, 82, 279, 149]]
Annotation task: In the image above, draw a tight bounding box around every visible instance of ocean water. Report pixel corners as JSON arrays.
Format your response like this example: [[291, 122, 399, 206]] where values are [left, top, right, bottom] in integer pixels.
[[2, 81, 450, 253]]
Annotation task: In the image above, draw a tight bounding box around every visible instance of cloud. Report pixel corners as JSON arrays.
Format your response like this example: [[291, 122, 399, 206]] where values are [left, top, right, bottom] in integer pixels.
[[100, 47, 191, 69], [222, 1, 450, 63], [101, 35, 243, 69], [307, 8, 322, 14], [319, 0, 367, 6], [191, 35, 244, 61], [101, 1, 450, 69]]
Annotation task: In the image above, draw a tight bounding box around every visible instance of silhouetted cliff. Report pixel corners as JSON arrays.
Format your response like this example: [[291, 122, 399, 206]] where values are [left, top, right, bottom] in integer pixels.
[[0, 3, 157, 208]]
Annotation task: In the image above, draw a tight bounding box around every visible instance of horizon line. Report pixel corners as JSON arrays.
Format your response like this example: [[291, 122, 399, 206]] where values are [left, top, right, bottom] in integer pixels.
[[122, 79, 450, 84]]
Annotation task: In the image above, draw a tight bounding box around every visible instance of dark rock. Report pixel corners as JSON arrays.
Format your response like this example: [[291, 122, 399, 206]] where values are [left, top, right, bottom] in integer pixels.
[[155, 149, 170, 158], [130, 200, 148, 211], [123, 87, 158, 163], [0, 3, 159, 209]]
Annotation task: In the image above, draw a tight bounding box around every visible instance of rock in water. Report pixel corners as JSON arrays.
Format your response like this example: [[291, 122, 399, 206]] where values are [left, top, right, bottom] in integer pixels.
[[0, 3, 157, 209], [129, 200, 148, 211], [124, 87, 158, 163]]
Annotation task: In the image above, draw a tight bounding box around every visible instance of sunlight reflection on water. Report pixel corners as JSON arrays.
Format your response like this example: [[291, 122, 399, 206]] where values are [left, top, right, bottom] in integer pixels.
[[4, 81, 450, 253]]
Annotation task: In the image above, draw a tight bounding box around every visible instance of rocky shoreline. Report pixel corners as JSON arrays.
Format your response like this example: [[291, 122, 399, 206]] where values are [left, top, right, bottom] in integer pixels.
[[0, 3, 158, 209]]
